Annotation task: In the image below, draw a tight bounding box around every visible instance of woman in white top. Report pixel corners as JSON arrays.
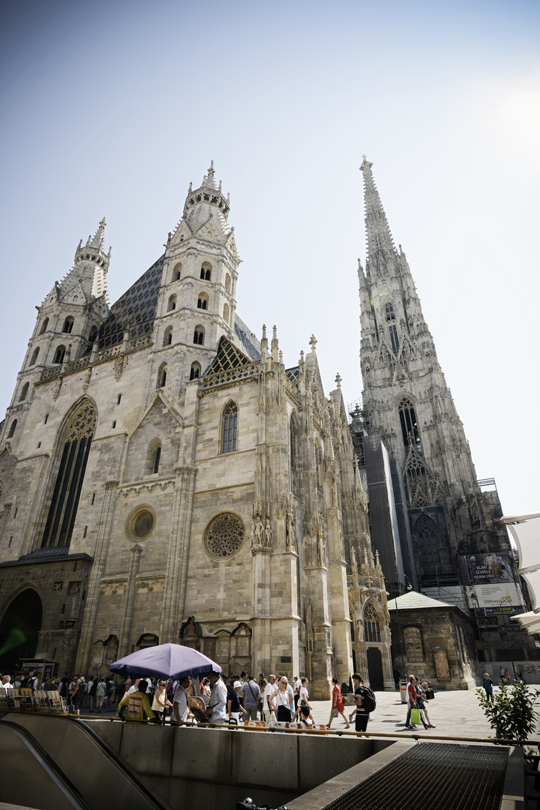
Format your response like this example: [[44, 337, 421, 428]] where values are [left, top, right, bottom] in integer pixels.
[[152, 680, 172, 724], [271, 676, 294, 722]]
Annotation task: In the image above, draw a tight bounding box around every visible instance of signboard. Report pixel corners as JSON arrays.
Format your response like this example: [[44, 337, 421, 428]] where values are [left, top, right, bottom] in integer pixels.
[[485, 605, 526, 616], [465, 583, 523, 610], [458, 552, 516, 586]]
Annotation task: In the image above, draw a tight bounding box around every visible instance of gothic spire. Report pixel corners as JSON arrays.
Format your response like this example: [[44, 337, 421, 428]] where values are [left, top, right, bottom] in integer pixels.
[[87, 217, 107, 250], [202, 160, 216, 189], [360, 156, 397, 266]]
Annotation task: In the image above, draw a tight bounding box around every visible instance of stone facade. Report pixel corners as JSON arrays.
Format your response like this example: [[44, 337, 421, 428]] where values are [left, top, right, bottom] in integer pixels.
[[0, 163, 392, 695]]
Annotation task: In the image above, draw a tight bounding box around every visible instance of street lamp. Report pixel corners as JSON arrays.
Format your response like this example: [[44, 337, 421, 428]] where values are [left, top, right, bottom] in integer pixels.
[[394, 574, 413, 680]]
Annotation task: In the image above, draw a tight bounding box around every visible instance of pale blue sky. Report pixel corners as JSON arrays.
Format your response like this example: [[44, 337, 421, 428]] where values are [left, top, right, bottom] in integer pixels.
[[1, 0, 539, 514]]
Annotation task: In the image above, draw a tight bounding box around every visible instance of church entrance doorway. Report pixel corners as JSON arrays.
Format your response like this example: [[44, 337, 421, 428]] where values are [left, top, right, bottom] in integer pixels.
[[0, 588, 43, 672], [366, 646, 384, 690]]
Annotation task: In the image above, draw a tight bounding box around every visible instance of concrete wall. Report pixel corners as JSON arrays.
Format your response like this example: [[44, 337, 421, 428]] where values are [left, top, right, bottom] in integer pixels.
[[88, 720, 394, 810]]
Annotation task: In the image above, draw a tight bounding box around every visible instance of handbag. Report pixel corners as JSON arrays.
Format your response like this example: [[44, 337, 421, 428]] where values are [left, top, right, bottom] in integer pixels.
[[277, 705, 292, 722], [332, 708, 338, 718], [410, 708, 421, 725]]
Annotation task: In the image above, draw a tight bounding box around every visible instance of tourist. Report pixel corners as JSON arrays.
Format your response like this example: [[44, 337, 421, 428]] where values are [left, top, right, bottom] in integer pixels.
[[272, 676, 294, 722], [207, 671, 227, 724], [258, 678, 267, 719], [117, 679, 156, 722], [68, 677, 79, 713], [126, 678, 141, 697], [262, 674, 276, 722], [482, 672, 493, 702], [297, 704, 312, 729], [415, 678, 434, 728], [96, 677, 108, 713], [294, 677, 313, 722], [327, 677, 350, 729], [504, 666, 512, 684], [171, 676, 192, 725], [88, 677, 98, 712], [1, 675, 13, 690], [227, 680, 246, 725], [72, 676, 86, 716], [242, 675, 260, 723], [349, 674, 369, 732], [293, 676, 301, 713], [114, 676, 125, 702], [151, 680, 171, 723]]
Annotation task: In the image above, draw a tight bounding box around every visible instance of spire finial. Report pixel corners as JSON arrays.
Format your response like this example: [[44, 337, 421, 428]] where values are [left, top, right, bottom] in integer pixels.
[[309, 334, 317, 352], [262, 324, 267, 340], [204, 160, 216, 189], [335, 373, 342, 389], [87, 217, 106, 250]]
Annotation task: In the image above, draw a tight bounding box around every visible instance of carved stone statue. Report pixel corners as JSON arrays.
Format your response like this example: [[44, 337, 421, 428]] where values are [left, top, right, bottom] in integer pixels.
[[264, 520, 273, 548]]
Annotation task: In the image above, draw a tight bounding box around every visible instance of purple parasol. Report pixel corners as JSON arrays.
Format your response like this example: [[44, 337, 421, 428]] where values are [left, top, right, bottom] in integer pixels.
[[109, 642, 222, 679]]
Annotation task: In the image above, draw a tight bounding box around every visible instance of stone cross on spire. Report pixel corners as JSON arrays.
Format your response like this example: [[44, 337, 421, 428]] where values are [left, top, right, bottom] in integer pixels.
[[335, 373, 342, 389], [309, 334, 317, 352]]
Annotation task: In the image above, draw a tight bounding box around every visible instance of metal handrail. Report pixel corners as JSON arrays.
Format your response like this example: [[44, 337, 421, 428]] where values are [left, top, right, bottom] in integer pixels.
[[3, 708, 537, 747]]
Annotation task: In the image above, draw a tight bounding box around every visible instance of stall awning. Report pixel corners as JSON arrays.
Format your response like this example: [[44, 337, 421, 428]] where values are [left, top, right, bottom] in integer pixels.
[[502, 512, 540, 630]]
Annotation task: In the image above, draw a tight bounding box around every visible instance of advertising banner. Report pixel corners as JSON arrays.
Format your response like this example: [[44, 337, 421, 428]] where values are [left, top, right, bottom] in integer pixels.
[[465, 583, 523, 611], [458, 552, 516, 586]]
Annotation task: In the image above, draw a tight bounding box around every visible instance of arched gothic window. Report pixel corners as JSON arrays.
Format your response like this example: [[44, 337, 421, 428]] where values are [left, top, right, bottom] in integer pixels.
[[89, 325, 98, 343], [222, 401, 238, 454], [39, 318, 49, 335], [193, 327, 204, 345], [197, 293, 208, 310], [167, 295, 177, 312], [157, 363, 168, 388], [153, 445, 161, 474], [53, 345, 66, 365], [290, 413, 298, 469], [62, 317, 74, 334], [385, 304, 399, 354], [41, 400, 96, 549], [223, 303, 229, 323], [190, 362, 201, 380], [173, 262, 182, 281], [29, 348, 40, 367], [163, 326, 173, 346], [399, 397, 422, 456], [363, 602, 381, 642], [7, 420, 17, 439], [200, 262, 212, 281], [403, 627, 424, 661], [225, 273, 231, 293], [19, 383, 29, 402]]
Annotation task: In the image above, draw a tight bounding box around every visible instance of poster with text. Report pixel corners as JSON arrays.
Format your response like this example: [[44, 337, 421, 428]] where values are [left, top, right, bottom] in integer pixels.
[[465, 583, 522, 610], [459, 552, 516, 586]]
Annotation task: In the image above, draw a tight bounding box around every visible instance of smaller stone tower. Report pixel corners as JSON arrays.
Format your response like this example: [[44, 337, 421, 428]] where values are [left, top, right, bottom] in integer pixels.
[[0, 220, 110, 448]]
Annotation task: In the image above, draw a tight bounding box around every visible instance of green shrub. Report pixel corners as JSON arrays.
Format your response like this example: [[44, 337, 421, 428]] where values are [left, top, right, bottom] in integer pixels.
[[476, 677, 540, 742]]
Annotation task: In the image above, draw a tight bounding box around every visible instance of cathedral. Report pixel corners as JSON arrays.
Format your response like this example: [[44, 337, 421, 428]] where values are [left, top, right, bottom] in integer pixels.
[[0, 162, 393, 697], [352, 157, 536, 673]]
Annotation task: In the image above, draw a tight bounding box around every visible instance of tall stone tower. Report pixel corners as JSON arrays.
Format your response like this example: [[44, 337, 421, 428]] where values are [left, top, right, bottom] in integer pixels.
[[356, 156, 509, 590]]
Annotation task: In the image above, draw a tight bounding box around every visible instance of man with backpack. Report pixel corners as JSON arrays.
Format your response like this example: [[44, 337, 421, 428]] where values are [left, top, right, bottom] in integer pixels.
[[349, 673, 376, 733]]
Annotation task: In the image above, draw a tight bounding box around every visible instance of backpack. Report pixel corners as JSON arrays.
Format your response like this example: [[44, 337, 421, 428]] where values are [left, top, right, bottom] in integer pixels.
[[358, 685, 376, 713]]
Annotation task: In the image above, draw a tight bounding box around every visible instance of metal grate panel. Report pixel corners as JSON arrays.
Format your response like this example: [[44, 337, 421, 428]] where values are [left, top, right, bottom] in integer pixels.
[[320, 744, 508, 810]]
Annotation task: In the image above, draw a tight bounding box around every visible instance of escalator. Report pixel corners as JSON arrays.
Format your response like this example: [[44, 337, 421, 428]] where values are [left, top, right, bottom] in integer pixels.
[[0, 713, 170, 810]]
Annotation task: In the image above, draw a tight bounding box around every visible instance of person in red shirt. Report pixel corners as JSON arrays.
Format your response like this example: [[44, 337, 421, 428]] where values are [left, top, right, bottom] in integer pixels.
[[405, 675, 418, 729]]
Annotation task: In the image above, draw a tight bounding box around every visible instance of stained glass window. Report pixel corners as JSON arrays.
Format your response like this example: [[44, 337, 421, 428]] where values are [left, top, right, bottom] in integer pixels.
[[222, 401, 238, 454], [41, 401, 96, 549]]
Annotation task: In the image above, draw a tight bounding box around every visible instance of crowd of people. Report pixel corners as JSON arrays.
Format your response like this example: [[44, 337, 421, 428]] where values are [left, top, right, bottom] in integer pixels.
[[2, 667, 438, 733]]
